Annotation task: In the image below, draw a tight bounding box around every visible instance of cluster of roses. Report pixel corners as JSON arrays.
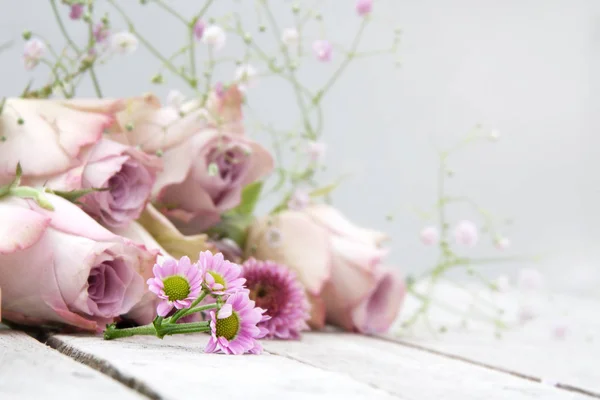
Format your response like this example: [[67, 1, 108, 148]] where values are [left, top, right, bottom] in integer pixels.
[[0, 79, 404, 345], [0, 86, 271, 332]]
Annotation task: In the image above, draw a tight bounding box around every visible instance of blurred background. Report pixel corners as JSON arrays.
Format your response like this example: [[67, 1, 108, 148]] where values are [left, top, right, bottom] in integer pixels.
[[1, 0, 598, 297]]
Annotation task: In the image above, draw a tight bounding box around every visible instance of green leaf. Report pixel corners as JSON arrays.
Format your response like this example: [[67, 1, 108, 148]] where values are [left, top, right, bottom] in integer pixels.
[[309, 174, 350, 199], [309, 184, 337, 198], [0, 163, 22, 197], [229, 181, 263, 216], [49, 187, 108, 203], [206, 213, 253, 248], [9, 186, 54, 211]]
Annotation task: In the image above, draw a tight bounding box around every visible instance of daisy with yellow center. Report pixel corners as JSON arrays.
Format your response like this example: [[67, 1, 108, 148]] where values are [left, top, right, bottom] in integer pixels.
[[147, 256, 203, 317], [198, 250, 246, 296], [205, 292, 270, 355]]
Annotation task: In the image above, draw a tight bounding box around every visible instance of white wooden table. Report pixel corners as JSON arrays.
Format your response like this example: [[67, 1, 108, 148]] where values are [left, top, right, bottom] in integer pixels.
[[1, 285, 598, 400]]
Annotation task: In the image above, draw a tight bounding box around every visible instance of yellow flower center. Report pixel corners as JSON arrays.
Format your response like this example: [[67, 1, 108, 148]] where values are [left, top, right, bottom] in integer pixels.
[[208, 271, 227, 289], [162, 276, 190, 301], [215, 312, 240, 340]]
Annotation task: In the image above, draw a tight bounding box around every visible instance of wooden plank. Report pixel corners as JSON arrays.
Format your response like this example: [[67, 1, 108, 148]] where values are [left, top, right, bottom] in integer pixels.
[[51, 333, 401, 400], [0, 326, 144, 400], [52, 331, 587, 400], [393, 282, 600, 398], [263, 331, 588, 400]]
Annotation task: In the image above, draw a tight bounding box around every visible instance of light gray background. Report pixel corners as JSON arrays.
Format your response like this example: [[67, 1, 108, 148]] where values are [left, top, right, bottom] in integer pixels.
[[1, 0, 598, 296]]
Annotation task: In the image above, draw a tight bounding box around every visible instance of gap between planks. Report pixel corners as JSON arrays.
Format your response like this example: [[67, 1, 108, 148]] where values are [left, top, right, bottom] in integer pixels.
[[30, 326, 600, 399], [39, 332, 159, 400], [44, 331, 591, 400], [374, 334, 600, 399]]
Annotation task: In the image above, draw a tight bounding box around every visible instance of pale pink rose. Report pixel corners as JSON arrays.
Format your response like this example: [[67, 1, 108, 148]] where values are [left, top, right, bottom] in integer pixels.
[[420, 226, 439, 246], [26, 139, 161, 228], [0, 99, 113, 185], [154, 131, 272, 232], [453, 220, 478, 247], [0, 194, 157, 331], [246, 204, 405, 333], [62, 86, 273, 233]]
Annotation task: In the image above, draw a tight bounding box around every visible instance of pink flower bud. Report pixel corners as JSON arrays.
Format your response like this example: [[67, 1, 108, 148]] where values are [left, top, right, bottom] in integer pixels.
[[356, 0, 373, 16], [517, 268, 543, 291], [552, 321, 568, 340], [312, 40, 332, 62], [69, 3, 84, 20], [307, 141, 327, 162], [23, 38, 45, 70], [193, 19, 205, 40], [453, 220, 478, 247], [93, 23, 110, 44], [495, 236, 510, 251], [420, 226, 439, 246], [288, 189, 311, 211], [281, 28, 299, 46]]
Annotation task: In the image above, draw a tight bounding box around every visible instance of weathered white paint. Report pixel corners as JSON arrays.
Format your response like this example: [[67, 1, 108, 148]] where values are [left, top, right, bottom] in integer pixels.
[[0, 326, 144, 400], [3, 285, 598, 399], [264, 331, 588, 400], [52, 333, 400, 400], [395, 283, 600, 397]]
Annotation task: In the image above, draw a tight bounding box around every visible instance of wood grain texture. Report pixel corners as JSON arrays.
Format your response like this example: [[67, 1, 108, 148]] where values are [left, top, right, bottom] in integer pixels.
[[394, 283, 600, 398], [264, 331, 588, 400], [51, 333, 401, 400], [52, 331, 589, 400], [0, 326, 143, 400]]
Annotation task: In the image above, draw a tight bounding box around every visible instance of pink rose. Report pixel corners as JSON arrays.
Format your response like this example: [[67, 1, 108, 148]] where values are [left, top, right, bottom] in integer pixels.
[[0, 194, 157, 331], [0, 99, 160, 228], [29, 139, 161, 228], [154, 130, 273, 231], [0, 99, 113, 185], [63, 86, 273, 232], [245, 204, 405, 333]]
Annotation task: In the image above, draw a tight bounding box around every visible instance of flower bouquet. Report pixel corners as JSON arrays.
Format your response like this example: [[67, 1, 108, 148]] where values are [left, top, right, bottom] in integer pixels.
[[1, 0, 530, 354], [0, 0, 409, 354]]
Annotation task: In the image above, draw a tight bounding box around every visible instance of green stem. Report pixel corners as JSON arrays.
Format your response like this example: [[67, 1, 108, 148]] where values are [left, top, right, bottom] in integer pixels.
[[152, 0, 188, 25], [86, 14, 103, 98], [104, 323, 156, 340], [188, 25, 197, 86], [104, 321, 211, 340], [438, 153, 448, 242], [260, 5, 313, 137], [180, 303, 218, 317], [160, 322, 211, 336], [107, 0, 193, 86], [170, 291, 208, 323], [201, 47, 214, 106], [50, 0, 81, 55], [314, 17, 369, 107], [0, 40, 13, 53]]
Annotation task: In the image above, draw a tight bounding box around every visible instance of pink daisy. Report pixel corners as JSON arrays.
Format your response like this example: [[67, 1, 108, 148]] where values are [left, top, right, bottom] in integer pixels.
[[147, 256, 203, 317], [198, 250, 246, 296], [205, 292, 269, 355], [242, 258, 310, 339]]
